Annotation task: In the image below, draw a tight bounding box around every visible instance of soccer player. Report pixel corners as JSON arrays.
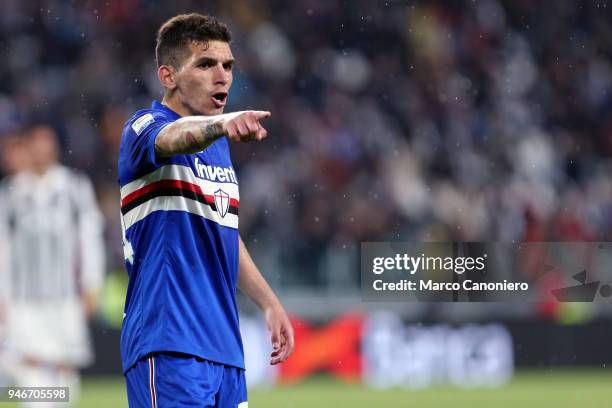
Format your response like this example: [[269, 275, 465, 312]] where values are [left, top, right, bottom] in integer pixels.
[[0, 125, 105, 407], [0, 131, 30, 390], [118, 14, 294, 407]]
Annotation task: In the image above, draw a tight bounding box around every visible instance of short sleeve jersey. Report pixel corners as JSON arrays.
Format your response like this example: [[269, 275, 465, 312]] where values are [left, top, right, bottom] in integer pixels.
[[118, 101, 243, 373]]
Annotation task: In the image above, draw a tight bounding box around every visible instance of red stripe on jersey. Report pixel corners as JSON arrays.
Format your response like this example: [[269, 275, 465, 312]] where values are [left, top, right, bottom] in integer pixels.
[[121, 179, 239, 209], [148, 356, 157, 408]]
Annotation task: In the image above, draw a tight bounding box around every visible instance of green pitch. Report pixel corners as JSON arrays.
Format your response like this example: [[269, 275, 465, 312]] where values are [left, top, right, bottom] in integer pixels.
[[4, 370, 611, 407]]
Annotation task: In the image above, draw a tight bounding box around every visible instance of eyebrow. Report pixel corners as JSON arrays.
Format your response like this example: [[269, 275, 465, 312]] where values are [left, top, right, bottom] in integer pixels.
[[195, 56, 235, 66]]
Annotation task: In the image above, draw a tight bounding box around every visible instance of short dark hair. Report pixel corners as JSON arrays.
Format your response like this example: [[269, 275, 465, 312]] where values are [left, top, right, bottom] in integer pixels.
[[155, 13, 232, 68]]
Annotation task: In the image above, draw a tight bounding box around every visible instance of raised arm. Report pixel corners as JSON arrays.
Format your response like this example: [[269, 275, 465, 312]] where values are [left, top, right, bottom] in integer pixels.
[[154, 110, 271, 158]]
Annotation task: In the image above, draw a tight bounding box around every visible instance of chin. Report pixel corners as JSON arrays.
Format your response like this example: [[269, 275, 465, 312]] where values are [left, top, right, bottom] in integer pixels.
[[199, 106, 224, 116], [186, 101, 220, 116]]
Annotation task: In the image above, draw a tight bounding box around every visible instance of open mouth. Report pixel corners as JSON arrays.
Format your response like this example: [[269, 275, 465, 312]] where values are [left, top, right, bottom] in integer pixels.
[[211, 92, 228, 107]]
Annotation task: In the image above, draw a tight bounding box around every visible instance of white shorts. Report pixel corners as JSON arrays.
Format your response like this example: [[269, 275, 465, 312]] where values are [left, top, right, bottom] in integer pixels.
[[3, 300, 92, 367]]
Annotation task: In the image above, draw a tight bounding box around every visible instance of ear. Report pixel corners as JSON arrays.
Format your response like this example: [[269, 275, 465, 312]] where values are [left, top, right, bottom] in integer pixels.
[[158, 65, 177, 90]]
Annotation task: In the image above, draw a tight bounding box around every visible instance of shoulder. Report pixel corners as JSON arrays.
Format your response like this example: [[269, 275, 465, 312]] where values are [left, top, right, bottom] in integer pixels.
[[58, 165, 92, 185], [123, 108, 171, 138], [0, 172, 36, 203], [0, 176, 10, 194], [3, 172, 32, 191], [49, 166, 94, 203]]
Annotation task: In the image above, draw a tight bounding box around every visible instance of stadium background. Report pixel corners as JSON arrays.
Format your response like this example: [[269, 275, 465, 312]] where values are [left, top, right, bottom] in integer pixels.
[[1, 0, 612, 406]]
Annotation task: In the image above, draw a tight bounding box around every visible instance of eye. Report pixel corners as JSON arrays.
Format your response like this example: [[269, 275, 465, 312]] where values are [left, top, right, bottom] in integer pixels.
[[199, 60, 214, 68], [223, 62, 234, 71]]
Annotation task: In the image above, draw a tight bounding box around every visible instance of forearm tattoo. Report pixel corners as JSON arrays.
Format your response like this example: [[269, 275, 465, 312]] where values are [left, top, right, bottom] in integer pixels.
[[157, 117, 224, 156], [199, 122, 223, 142]]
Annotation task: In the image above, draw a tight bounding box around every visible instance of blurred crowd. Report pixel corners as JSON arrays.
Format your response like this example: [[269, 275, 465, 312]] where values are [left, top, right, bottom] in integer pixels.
[[1, 0, 611, 287]]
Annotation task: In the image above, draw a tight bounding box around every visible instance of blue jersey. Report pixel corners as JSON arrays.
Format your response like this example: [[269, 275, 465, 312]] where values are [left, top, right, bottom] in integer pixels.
[[118, 101, 244, 373]]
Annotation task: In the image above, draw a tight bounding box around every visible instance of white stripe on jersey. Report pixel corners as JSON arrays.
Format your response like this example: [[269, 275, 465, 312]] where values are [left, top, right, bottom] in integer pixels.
[[120, 164, 239, 199], [122, 194, 239, 230]]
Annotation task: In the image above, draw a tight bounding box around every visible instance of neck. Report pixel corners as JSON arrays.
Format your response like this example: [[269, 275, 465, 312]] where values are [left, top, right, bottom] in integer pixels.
[[161, 92, 191, 117], [33, 162, 53, 176]]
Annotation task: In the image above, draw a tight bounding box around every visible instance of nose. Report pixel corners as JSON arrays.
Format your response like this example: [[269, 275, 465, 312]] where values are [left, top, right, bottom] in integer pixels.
[[213, 64, 230, 86]]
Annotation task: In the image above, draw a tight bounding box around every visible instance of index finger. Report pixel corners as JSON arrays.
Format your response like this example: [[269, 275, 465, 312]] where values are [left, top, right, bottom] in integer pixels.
[[281, 329, 295, 361], [249, 111, 271, 120], [287, 327, 295, 356]]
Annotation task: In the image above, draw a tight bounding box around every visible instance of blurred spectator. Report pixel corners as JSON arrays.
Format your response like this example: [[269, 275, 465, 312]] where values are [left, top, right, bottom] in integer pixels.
[[0, 125, 105, 406]]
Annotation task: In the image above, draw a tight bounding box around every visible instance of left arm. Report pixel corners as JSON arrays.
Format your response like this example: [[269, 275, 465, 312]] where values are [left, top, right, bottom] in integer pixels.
[[76, 175, 106, 318], [237, 236, 294, 365]]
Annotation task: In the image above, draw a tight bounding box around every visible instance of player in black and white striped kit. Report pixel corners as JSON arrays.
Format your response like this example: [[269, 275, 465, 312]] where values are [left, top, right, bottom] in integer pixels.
[[0, 125, 105, 407]]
